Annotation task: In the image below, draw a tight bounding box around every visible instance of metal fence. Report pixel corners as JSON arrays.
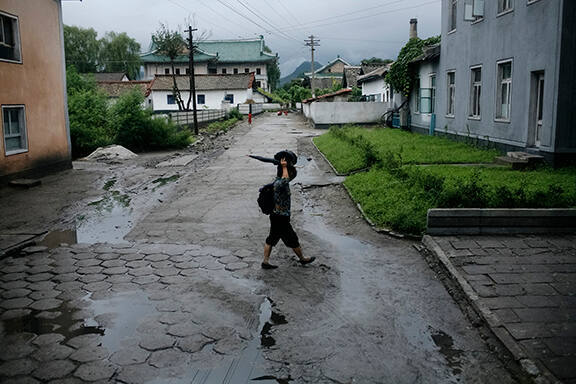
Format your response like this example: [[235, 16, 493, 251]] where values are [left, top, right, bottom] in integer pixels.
[[167, 109, 226, 126]]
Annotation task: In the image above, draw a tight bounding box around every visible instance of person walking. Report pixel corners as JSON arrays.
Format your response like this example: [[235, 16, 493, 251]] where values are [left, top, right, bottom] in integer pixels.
[[250, 151, 315, 269]]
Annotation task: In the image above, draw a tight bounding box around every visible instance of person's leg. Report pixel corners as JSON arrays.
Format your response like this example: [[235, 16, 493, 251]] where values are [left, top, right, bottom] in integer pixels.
[[291, 246, 315, 264], [263, 243, 273, 264], [279, 217, 315, 264], [263, 216, 280, 269]]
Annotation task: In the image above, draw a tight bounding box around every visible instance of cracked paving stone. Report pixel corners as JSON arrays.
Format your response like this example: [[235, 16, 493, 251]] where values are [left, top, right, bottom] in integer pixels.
[[116, 363, 158, 384], [0, 297, 33, 310], [167, 322, 200, 337], [0, 358, 37, 376], [29, 298, 62, 311], [75, 259, 101, 268], [32, 344, 75, 361], [29, 290, 61, 300], [158, 312, 190, 325], [218, 256, 241, 265], [74, 361, 116, 381], [169, 255, 191, 263], [1, 288, 31, 299], [69, 346, 109, 363], [177, 334, 213, 353], [105, 275, 132, 284], [109, 347, 150, 365], [205, 247, 231, 257], [96, 253, 119, 261], [234, 249, 252, 258], [92, 246, 115, 254], [79, 274, 106, 284], [213, 337, 245, 355], [119, 253, 143, 262], [152, 260, 173, 269], [128, 267, 154, 277], [153, 268, 180, 277], [132, 275, 160, 285], [139, 335, 175, 351], [56, 281, 84, 292], [66, 334, 102, 349], [182, 249, 206, 257], [2, 273, 28, 282], [173, 261, 200, 270], [32, 333, 64, 346], [145, 254, 169, 262], [71, 253, 96, 260], [83, 281, 112, 292], [57, 290, 85, 301], [1, 309, 32, 320], [225, 262, 249, 271], [26, 273, 54, 283], [101, 259, 125, 268], [32, 360, 75, 381], [53, 273, 80, 283], [27, 281, 56, 291], [179, 269, 200, 277], [148, 349, 189, 368], [77, 267, 103, 275], [198, 260, 224, 271], [0, 343, 36, 360]]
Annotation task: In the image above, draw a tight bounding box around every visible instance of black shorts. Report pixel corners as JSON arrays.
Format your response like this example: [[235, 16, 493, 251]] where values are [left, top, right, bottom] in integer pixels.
[[265, 214, 300, 248]]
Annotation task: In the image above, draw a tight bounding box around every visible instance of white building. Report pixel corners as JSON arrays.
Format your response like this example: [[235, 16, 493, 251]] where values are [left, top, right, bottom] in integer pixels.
[[357, 66, 392, 103]]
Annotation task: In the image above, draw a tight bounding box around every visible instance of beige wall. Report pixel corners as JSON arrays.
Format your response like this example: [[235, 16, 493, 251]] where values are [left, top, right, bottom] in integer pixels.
[[0, 0, 70, 179]]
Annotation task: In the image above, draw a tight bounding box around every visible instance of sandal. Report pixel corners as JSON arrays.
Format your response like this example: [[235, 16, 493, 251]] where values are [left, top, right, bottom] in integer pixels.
[[299, 256, 316, 265], [261, 262, 278, 270]]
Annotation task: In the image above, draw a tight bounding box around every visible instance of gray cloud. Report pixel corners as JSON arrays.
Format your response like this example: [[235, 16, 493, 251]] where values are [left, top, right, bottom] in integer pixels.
[[62, 0, 441, 75]]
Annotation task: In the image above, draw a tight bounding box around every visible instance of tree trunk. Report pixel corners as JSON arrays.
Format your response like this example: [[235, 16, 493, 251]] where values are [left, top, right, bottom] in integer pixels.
[[170, 60, 184, 111]]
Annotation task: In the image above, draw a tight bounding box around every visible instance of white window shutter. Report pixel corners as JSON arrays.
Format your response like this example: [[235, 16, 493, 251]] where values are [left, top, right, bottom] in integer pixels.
[[473, 0, 485, 17], [464, 0, 474, 21]]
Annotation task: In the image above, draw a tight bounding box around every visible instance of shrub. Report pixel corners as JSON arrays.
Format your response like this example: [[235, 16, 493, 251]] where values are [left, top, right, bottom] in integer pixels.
[[226, 108, 243, 121]]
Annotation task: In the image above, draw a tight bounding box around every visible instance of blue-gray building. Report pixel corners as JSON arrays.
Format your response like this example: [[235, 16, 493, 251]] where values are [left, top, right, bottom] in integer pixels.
[[411, 0, 576, 165]]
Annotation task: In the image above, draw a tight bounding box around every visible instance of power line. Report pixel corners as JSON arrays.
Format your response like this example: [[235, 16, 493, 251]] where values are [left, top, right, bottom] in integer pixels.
[[276, 0, 304, 29], [234, 0, 300, 43], [165, 0, 243, 38]]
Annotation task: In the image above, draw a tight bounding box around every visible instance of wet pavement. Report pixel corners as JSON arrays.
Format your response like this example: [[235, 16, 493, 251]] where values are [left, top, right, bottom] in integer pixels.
[[1, 113, 521, 383]]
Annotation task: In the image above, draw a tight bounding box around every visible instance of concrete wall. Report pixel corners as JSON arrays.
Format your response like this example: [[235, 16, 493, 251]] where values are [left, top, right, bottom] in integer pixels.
[[0, 0, 71, 179], [144, 63, 208, 80], [437, 0, 564, 155], [151, 89, 249, 111], [238, 103, 263, 115], [303, 102, 391, 127]]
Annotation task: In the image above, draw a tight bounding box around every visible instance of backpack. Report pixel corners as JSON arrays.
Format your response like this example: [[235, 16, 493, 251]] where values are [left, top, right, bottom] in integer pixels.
[[257, 183, 275, 215]]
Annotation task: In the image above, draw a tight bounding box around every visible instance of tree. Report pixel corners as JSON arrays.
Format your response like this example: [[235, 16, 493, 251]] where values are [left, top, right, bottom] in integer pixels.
[[151, 24, 186, 110], [64, 26, 101, 73], [361, 57, 394, 65], [263, 44, 280, 91], [99, 32, 141, 80]]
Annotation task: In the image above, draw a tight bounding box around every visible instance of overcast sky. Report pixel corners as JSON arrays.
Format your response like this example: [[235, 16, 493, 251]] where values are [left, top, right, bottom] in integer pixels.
[[62, 0, 441, 76]]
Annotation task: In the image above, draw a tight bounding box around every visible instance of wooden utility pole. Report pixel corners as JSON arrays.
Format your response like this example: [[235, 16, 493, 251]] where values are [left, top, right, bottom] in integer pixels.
[[304, 35, 320, 97], [186, 26, 199, 135]]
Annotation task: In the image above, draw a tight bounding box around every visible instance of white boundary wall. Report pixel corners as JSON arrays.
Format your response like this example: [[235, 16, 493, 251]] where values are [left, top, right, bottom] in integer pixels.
[[303, 101, 392, 126]]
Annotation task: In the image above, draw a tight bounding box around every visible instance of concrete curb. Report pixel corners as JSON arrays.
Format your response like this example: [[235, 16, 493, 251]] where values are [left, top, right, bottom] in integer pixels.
[[422, 235, 563, 384], [310, 137, 349, 177]]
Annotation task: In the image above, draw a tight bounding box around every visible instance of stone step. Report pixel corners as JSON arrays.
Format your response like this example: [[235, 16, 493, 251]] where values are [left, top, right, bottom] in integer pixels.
[[495, 152, 545, 170]]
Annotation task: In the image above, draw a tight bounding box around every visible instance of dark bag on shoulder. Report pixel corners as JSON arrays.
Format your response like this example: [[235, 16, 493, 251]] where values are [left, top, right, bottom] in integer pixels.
[[257, 183, 275, 215]]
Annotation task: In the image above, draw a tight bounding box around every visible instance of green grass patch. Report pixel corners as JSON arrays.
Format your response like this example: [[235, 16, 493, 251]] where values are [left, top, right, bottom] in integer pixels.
[[344, 165, 576, 235], [202, 117, 241, 134], [313, 133, 366, 174]]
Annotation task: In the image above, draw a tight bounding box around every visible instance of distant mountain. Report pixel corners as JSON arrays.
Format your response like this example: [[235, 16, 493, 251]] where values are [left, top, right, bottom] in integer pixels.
[[279, 61, 323, 86]]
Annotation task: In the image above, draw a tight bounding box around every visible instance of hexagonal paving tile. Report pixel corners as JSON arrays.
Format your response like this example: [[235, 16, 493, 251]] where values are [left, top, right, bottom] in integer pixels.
[[132, 275, 160, 285], [0, 297, 33, 310], [139, 335, 175, 351], [225, 262, 249, 271], [29, 298, 62, 311], [217, 256, 241, 265], [155, 301, 180, 313], [159, 276, 189, 284], [119, 253, 143, 261], [177, 334, 213, 353], [75, 259, 101, 268], [27, 265, 54, 275], [128, 267, 153, 277], [144, 254, 169, 262], [109, 347, 150, 366], [1, 288, 31, 299], [77, 267, 103, 275], [29, 290, 61, 301], [66, 334, 102, 349], [79, 274, 107, 284], [32, 333, 64, 346], [1, 377, 41, 384], [3, 264, 28, 274], [32, 343, 74, 362], [105, 275, 132, 284], [167, 322, 200, 337], [52, 265, 77, 275], [0, 358, 37, 377], [102, 267, 128, 275], [73, 361, 116, 381], [115, 363, 158, 384], [27, 281, 56, 291], [53, 273, 80, 283], [234, 249, 253, 258], [0, 343, 36, 360], [1, 280, 29, 290], [26, 273, 54, 283], [152, 268, 179, 277], [69, 346, 109, 363], [148, 349, 189, 368], [25, 254, 52, 264], [82, 281, 112, 292], [1, 308, 32, 320], [2, 273, 28, 282], [157, 312, 190, 325], [101, 259, 125, 268], [96, 252, 119, 261], [125, 260, 149, 269], [55, 281, 84, 292], [71, 252, 96, 260], [32, 360, 75, 381]]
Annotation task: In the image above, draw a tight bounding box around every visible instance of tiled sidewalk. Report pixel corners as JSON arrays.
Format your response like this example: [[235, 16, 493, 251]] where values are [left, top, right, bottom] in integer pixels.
[[423, 234, 576, 384]]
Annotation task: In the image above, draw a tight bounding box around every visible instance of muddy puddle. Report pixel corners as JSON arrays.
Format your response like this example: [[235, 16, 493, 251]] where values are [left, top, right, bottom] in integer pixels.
[[145, 298, 290, 384], [294, 155, 344, 187]]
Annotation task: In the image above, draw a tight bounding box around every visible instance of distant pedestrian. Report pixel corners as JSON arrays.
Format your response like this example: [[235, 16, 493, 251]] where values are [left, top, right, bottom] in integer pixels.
[[249, 150, 315, 269]]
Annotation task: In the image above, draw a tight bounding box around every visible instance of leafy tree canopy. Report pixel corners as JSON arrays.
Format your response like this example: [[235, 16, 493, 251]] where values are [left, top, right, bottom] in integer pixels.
[[64, 25, 100, 73], [263, 44, 280, 92], [152, 24, 186, 61], [385, 36, 440, 97], [99, 32, 141, 80], [361, 57, 393, 65]]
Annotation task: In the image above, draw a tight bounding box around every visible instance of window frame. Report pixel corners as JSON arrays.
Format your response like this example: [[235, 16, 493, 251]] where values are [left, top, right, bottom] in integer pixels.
[[446, 70, 456, 118], [164, 68, 170, 75], [495, 59, 513, 122], [175, 68, 180, 75], [221, 68, 227, 74], [224, 94, 234, 104], [256, 68, 262, 75], [414, 77, 421, 113], [497, 0, 514, 16], [468, 65, 482, 120], [197, 94, 205, 105], [244, 68, 249, 74], [0, 10, 22, 64], [429, 74, 436, 113], [167, 94, 176, 105], [448, 0, 457, 33], [2, 105, 28, 156]]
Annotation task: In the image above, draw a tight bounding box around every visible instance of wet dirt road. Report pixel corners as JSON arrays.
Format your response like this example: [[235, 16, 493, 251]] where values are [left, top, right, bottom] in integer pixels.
[[0, 113, 519, 383]]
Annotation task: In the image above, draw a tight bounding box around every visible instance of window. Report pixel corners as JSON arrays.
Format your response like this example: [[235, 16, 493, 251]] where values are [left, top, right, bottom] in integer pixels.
[[164, 68, 170, 75], [415, 78, 421, 113], [175, 68, 180, 75], [498, 0, 513, 14], [469, 67, 482, 118], [447, 71, 456, 116], [208, 68, 217, 74], [464, 0, 484, 22], [167, 94, 175, 105], [430, 74, 436, 113], [256, 81, 262, 88], [449, 0, 457, 32], [224, 94, 234, 104], [496, 60, 512, 121], [185, 68, 190, 75], [233, 68, 238, 74], [256, 68, 262, 75], [2, 106, 27, 154], [245, 68, 250, 73], [197, 94, 205, 104], [0, 12, 21, 63], [222, 68, 227, 74]]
